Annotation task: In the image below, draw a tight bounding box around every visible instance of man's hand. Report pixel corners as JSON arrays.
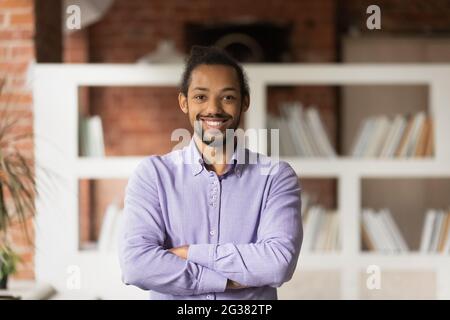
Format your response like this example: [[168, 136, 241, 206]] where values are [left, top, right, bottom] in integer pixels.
[[226, 279, 248, 290], [169, 245, 248, 290], [168, 245, 189, 260]]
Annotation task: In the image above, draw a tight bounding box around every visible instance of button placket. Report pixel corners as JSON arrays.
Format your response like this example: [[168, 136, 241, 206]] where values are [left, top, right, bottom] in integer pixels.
[[208, 173, 219, 207], [206, 173, 220, 247]]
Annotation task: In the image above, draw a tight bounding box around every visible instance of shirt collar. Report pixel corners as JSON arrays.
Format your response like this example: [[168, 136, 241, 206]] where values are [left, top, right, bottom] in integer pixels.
[[184, 136, 245, 178], [185, 137, 204, 176]]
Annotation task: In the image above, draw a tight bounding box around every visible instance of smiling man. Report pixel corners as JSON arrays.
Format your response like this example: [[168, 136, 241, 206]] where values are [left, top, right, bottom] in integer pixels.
[[119, 46, 303, 300]]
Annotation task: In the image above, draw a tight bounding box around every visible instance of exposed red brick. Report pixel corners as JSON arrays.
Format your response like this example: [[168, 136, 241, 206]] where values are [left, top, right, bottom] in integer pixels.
[[9, 11, 34, 27], [63, 29, 89, 63], [0, 46, 7, 59], [0, 29, 33, 40], [8, 218, 35, 249], [0, 0, 32, 9], [0, 0, 35, 281], [9, 43, 34, 60], [0, 92, 32, 105]]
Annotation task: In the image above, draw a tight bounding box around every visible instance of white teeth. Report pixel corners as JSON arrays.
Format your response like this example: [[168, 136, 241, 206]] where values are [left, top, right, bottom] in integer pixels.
[[204, 120, 223, 127]]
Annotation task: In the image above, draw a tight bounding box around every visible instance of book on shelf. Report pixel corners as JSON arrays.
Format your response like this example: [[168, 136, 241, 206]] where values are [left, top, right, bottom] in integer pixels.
[[300, 192, 311, 218], [379, 114, 407, 158], [98, 202, 123, 252], [420, 208, 450, 254], [424, 119, 434, 157], [302, 204, 340, 252], [361, 209, 409, 254], [79, 115, 105, 157], [351, 112, 434, 158], [267, 102, 336, 158], [365, 116, 390, 157]]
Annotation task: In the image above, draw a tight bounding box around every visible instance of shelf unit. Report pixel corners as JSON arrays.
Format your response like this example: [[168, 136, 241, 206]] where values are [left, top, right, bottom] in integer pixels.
[[33, 64, 450, 299]]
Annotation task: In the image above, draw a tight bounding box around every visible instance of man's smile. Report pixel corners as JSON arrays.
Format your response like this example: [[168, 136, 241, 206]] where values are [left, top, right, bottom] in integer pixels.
[[199, 116, 231, 130]]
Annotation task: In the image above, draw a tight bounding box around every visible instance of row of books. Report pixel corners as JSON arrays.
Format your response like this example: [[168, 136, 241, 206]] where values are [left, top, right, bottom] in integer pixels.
[[267, 102, 336, 157], [79, 115, 105, 157], [420, 209, 450, 254], [302, 205, 340, 252], [361, 209, 409, 253], [351, 112, 434, 158]]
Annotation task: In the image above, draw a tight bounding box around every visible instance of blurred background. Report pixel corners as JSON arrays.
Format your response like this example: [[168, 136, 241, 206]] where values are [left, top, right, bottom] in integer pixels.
[[1, 0, 450, 299]]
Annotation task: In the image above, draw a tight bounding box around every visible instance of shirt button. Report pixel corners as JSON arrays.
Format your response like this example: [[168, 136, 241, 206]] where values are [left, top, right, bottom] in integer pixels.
[[209, 230, 215, 236]]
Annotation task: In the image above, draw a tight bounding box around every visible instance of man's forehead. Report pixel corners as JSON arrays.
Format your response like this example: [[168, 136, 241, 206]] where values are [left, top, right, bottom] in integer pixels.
[[190, 65, 239, 87]]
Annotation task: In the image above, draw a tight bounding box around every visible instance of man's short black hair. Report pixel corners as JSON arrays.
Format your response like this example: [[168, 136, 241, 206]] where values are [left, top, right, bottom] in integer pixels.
[[180, 45, 250, 100]]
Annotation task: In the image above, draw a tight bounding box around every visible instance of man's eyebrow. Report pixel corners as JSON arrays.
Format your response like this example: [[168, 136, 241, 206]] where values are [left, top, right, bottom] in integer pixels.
[[192, 87, 237, 92], [221, 87, 237, 92]]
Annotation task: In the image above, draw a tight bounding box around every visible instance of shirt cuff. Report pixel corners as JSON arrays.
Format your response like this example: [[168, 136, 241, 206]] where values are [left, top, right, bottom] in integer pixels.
[[197, 267, 228, 294], [188, 244, 215, 269]]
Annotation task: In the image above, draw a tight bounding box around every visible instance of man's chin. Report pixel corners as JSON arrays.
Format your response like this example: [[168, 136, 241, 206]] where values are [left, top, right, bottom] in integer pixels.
[[194, 126, 237, 147], [202, 134, 226, 147]]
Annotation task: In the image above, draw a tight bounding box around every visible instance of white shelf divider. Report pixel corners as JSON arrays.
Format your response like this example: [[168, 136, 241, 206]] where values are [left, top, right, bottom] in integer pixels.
[[76, 157, 143, 178]]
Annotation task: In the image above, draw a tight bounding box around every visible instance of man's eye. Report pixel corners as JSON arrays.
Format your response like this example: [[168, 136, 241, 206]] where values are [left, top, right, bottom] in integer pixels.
[[194, 95, 206, 101], [223, 95, 236, 101]]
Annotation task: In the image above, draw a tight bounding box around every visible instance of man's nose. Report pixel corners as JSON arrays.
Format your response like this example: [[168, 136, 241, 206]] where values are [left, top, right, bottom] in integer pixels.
[[204, 97, 224, 115]]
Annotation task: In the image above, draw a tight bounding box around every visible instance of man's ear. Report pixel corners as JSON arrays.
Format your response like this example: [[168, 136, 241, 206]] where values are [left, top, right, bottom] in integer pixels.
[[242, 95, 250, 112], [178, 92, 188, 114]]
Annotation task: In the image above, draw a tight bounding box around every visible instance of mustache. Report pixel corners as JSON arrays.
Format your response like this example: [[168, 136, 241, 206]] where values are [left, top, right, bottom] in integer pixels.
[[196, 113, 231, 120]]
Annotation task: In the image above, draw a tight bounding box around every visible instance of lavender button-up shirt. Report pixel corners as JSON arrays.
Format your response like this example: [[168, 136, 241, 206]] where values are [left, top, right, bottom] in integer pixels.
[[119, 137, 302, 300]]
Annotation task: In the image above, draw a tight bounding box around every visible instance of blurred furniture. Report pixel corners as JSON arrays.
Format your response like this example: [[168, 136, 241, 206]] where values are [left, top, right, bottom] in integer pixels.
[[0, 280, 97, 299]]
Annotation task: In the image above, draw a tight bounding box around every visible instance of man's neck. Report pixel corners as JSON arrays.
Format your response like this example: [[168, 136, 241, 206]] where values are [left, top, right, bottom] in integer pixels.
[[194, 135, 235, 176]]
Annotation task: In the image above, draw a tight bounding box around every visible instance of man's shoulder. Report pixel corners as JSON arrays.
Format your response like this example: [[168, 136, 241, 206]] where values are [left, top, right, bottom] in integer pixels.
[[133, 148, 185, 174], [244, 149, 296, 178]]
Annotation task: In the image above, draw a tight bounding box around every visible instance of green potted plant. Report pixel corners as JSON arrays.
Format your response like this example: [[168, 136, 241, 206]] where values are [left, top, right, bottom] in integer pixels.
[[0, 78, 36, 289], [0, 244, 20, 289]]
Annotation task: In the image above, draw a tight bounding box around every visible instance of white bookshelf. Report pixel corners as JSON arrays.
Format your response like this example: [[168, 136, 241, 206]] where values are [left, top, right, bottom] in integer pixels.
[[33, 64, 450, 299]]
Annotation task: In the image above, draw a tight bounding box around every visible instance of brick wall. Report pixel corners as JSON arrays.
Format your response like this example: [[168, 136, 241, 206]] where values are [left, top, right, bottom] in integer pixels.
[[88, 0, 337, 63], [0, 0, 35, 280], [1, 0, 62, 281]]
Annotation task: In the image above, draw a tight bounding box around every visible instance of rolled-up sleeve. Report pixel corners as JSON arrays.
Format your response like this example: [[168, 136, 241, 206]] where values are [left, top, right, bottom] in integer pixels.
[[188, 162, 303, 288], [119, 158, 228, 295]]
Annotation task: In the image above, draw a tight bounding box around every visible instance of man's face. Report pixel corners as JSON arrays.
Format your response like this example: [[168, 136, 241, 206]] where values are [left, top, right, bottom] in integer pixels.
[[178, 64, 249, 147]]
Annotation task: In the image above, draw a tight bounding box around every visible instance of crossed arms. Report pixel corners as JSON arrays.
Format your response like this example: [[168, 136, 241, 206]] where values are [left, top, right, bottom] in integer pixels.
[[168, 245, 246, 290], [118, 160, 302, 296]]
